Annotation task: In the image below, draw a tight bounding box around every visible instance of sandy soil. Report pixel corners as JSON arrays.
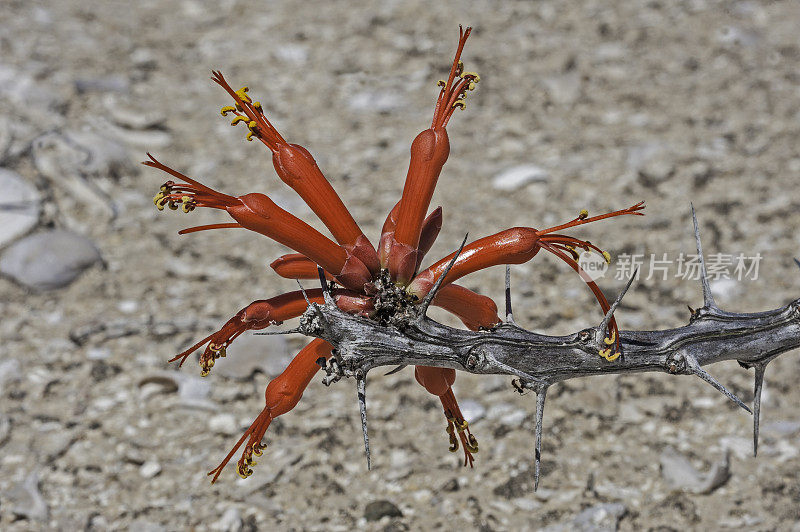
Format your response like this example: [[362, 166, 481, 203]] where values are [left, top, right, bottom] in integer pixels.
[[1, 0, 799, 530]]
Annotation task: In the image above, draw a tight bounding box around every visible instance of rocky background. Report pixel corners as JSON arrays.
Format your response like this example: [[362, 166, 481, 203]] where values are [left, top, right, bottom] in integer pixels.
[[1, 0, 799, 530]]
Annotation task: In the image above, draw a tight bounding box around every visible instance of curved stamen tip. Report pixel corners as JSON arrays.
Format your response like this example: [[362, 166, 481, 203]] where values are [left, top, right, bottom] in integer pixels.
[[600, 347, 621, 361], [235, 86, 251, 103]]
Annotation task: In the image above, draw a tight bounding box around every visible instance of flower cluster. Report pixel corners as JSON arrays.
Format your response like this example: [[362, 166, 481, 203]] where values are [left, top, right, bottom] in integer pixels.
[[147, 26, 644, 482]]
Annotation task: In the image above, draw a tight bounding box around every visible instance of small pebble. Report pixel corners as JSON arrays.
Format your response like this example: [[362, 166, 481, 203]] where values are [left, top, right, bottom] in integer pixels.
[[5, 472, 49, 521], [459, 399, 486, 424], [211, 507, 243, 532], [364, 500, 403, 522], [0, 168, 40, 248], [492, 164, 549, 191], [139, 461, 162, 479], [542, 503, 626, 532], [659, 446, 730, 494], [209, 413, 239, 436]]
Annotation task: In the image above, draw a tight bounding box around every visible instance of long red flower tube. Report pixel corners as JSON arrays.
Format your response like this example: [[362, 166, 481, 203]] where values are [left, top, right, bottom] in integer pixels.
[[212, 71, 380, 276], [147, 26, 644, 482]]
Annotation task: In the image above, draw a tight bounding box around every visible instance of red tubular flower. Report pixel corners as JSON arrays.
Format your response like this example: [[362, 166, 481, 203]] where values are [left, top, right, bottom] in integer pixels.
[[270, 253, 336, 282], [407, 202, 646, 298], [146, 154, 372, 291], [407, 227, 542, 297], [388, 26, 479, 284], [212, 71, 380, 276], [169, 289, 371, 375], [208, 338, 333, 483], [408, 203, 645, 358], [432, 284, 500, 331]]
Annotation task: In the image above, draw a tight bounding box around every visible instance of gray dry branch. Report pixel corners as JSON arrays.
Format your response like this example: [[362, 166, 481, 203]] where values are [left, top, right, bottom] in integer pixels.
[[264, 206, 800, 490]]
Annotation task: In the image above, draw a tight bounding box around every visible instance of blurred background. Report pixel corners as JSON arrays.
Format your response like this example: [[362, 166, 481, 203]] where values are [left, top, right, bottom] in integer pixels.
[[1, 0, 799, 529]]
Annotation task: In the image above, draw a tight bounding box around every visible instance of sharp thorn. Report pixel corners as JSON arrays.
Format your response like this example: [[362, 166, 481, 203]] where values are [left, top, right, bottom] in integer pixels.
[[296, 279, 311, 305], [317, 266, 334, 304], [687, 356, 751, 414], [533, 385, 548, 491], [384, 364, 407, 376], [357, 376, 371, 470], [691, 203, 717, 309], [505, 264, 516, 325], [599, 267, 638, 337], [753, 363, 766, 457], [417, 233, 469, 319]]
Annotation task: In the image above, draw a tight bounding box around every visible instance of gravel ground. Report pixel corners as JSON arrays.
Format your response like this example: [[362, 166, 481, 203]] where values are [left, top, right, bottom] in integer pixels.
[[1, 0, 799, 530]]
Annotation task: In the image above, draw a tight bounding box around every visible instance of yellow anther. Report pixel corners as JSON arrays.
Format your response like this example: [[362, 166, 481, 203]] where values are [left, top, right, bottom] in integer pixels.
[[200, 368, 210, 377], [235, 86, 251, 103], [220, 106, 236, 116], [468, 82, 476, 91], [448, 433, 459, 452], [599, 347, 612, 359], [181, 203, 192, 213], [602, 250, 611, 264], [456, 60, 464, 75], [153, 192, 163, 206], [246, 131, 255, 142], [247, 120, 258, 130], [604, 330, 616, 345], [579, 209, 589, 220], [605, 351, 621, 362], [235, 103, 243, 112], [252, 101, 262, 111], [456, 419, 469, 432], [230, 116, 247, 126], [452, 99, 466, 110], [437, 79, 447, 88], [252, 443, 266, 457], [461, 71, 480, 81], [238, 465, 252, 479]]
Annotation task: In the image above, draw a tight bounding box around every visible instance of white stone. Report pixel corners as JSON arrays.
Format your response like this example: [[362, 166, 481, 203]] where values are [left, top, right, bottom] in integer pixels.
[[0, 230, 101, 291], [0, 169, 40, 248], [459, 399, 486, 424], [492, 164, 549, 191], [139, 461, 162, 479], [209, 413, 239, 436]]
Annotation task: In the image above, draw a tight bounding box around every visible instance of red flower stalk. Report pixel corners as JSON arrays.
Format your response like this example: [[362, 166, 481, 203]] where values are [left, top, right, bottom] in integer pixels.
[[387, 26, 479, 284], [146, 154, 372, 291], [147, 27, 644, 482], [168, 289, 370, 376], [212, 71, 380, 276], [207, 338, 334, 483]]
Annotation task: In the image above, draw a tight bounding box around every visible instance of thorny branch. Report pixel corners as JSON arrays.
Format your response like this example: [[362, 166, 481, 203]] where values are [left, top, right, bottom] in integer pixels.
[[282, 208, 800, 489]]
